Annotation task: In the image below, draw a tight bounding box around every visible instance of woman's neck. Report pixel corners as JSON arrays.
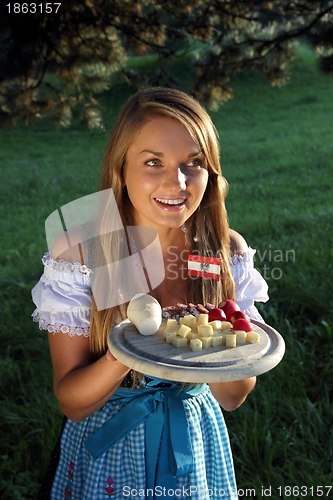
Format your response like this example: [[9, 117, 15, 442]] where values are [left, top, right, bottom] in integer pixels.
[[157, 227, 187, 255], [151, 228, 189, 307]]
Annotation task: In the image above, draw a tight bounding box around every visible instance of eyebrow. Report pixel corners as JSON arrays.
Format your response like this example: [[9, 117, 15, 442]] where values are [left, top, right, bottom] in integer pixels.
[[140, 149, 203, 158]]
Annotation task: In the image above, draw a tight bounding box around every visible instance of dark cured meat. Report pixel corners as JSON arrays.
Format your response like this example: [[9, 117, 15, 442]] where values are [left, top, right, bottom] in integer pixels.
[[186, 303, 200, 316], [162, 303, 213, 320], [161, 305, 180, 319], [177, 303, 190, 313], [194, 303, 209, 314]]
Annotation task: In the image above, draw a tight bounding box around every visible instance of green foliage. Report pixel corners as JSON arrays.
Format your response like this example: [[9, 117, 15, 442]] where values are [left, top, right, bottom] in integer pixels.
[[218, 45, 333, 326], [2, 1, 333, 127], [1, 49, 332, 498], [0, 278, 62, 499]]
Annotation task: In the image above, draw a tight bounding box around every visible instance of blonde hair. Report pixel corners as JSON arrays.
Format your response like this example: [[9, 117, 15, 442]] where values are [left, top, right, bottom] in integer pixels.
[[89, 87, 235, 358]]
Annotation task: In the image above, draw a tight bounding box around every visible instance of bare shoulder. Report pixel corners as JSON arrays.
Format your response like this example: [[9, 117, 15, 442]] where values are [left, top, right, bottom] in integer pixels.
[[50, 226, 86, 263], [229, 228, 248, 257]]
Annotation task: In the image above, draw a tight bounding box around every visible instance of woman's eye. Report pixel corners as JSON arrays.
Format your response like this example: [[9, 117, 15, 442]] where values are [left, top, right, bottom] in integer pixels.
[[187, 158, 204, 168], [146, 159, 161, 167]]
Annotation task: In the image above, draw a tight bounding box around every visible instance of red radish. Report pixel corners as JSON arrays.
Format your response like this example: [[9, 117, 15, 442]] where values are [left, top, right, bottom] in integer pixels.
[[230, 310, 249, 324], [218, 300, 240, 322], [208, 308, 226, 322], [232, 318, 252, 332]]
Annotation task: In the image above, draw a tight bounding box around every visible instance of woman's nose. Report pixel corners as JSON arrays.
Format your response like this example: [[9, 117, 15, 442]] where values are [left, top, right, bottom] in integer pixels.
[[164, 166, 187, 191]]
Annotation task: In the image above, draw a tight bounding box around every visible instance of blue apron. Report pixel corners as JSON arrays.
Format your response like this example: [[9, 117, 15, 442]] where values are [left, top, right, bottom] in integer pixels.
[[85, 377, 207, 496]]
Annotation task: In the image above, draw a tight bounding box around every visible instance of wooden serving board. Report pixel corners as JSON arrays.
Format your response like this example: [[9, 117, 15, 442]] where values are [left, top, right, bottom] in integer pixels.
[[108, 319, 285, 383]]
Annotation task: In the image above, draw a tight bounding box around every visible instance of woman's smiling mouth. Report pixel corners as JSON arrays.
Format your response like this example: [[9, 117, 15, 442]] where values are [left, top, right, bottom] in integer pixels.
[[154, 197, 187, 209]]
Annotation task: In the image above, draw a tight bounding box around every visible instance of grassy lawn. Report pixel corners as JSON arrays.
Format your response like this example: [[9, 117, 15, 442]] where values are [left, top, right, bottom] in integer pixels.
[[0, 45, 332, 498]]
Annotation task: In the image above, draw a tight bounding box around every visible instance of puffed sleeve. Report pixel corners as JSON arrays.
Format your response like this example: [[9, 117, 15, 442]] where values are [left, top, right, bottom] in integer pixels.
[[230, 247, 269, 321], [31, 252, 92, 336]]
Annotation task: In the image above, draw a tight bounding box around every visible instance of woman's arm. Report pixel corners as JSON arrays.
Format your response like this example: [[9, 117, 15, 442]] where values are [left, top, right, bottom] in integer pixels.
[[229, 228, 248, 256], [47, 230, 130, 422], [48, 332, 130, 422], [209, 377, 256, 411], [208, 229, 256, 410]]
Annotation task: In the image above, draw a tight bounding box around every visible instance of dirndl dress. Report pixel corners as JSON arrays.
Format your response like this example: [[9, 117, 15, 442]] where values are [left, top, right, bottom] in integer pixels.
[[31, 248, 268, 500], [50, 379, 238, 499]]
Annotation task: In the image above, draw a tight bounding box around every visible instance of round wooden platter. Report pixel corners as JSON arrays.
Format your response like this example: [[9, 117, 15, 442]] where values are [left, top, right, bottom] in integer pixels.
[[108, 319, 285, 383]]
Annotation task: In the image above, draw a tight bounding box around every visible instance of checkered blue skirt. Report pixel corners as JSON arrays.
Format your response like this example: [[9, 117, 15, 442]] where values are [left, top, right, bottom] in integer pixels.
[[51, 384, 238, 500]]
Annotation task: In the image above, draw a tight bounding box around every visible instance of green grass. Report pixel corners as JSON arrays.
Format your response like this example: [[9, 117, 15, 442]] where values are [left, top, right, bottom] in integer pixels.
[[1, 46, 332, 499]]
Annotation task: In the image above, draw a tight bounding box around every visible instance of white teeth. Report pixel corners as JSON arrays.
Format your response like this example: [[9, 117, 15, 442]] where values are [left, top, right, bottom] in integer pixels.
[[155, 198, 185, 205]]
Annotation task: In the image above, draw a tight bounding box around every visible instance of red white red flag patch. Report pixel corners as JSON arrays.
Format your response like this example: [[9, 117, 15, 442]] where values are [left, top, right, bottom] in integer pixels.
[[188, 254, 221, 280]]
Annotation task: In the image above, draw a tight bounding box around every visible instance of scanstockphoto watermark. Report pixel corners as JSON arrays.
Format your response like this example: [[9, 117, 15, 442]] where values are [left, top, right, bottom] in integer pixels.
[[123, 484, 333, 498], [254, 245, 296, 281], [123, 485, 333, 497], [166, 245, 296, 282], [122, 485, 256, 497], [43, 189, 296, 311]]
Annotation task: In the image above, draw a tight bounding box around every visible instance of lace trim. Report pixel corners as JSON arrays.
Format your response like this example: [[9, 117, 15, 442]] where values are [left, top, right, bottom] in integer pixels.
[[42, 252, 92, 277], [230, 248, 254, 265], [32, 312, 90, 337]]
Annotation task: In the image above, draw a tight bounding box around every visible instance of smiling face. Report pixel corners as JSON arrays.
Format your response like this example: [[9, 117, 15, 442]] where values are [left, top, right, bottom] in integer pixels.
[[123, 117, 209, 233]]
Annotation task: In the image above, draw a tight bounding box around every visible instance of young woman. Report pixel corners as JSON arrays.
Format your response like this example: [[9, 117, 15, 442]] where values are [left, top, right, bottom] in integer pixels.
[[32, 88, 268, 499]]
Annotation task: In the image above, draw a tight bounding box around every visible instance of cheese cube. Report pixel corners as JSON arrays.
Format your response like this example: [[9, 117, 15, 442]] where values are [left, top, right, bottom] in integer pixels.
[[221, 321, 233, 331], [246, 331, 260, 344], [190, 339, 202, 352], [182, 314, 197, 328], [164, 328, 175, 339], [197, 314, 209, 326], [177, 324, 192, 338], [201, 337, 212, 349], [165, 330, 177, 343], [188, 331, 200, 340], [226, 333, 236, 348], [211, 336, 223, 347], [208, 320, 222, 331], [197, 324, 213, 337], [171, 336, 188, 348], [166, 318, 178, 329], [220, 332, 227, 345], [235, 330, 247, 344]]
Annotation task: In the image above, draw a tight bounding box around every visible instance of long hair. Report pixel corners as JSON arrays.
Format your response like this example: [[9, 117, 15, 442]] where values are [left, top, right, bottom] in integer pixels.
[[89, 87, 235, 358]]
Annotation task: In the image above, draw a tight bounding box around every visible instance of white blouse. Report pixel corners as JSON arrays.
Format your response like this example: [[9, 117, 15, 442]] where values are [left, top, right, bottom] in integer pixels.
[[31, 248, 268, 337]]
